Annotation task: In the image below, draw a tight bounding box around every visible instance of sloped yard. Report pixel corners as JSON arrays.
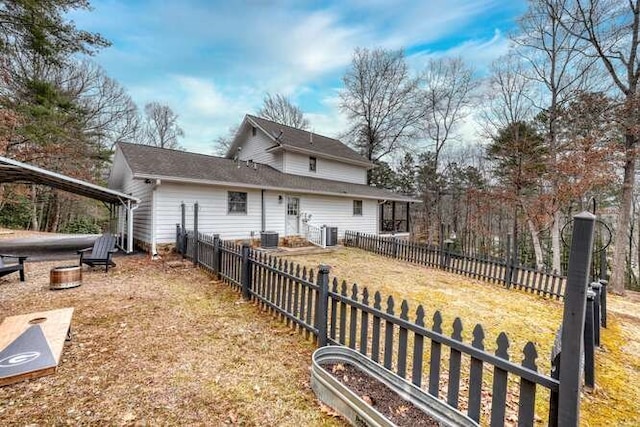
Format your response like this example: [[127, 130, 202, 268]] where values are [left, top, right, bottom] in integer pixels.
[[0, 256, 343, 426], [283, 247, 640, 426]]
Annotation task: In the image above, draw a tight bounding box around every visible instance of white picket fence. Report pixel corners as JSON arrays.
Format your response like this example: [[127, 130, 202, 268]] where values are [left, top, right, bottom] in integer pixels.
[[303, 222, 327, 248]]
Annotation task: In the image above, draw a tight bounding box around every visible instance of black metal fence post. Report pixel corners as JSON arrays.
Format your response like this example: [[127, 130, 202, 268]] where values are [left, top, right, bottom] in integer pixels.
[[193, 202, 199, 267], [584, 288, 596, 388], [241, 243, 252, 300], [181, 202, 185, 231], [212, 234, 220, 276], [315, 265, 330, 347], [591, 281, 602, 346], [175, 224, 180, 254], [557, 211, 596, 426], [214, 236, 222, 280], [599, 279, 608, 328], [504, 233, 513, 288]]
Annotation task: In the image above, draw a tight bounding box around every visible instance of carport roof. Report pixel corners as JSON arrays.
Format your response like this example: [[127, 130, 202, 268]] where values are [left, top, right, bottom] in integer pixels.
[[0, 155, 139, 205]]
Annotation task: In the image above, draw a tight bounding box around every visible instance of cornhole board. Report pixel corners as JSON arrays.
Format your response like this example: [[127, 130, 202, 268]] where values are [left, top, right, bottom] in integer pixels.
[[0, 308, 73, 386]]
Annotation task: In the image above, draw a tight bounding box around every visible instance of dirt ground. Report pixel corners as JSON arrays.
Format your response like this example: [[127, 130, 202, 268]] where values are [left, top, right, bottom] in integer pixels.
[[0, 255, 343, 426]]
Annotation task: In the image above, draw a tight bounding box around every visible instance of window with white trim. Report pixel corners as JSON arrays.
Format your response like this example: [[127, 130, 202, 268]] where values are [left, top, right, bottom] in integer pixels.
[[228, 191, 247, 214], [353, 200, 363, 216], [309, 156, 317, 172]]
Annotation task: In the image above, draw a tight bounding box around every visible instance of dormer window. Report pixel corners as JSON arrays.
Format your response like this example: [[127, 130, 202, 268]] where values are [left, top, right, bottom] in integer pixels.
[[309, 156, 317, 172], [251, 126, 257, 137]]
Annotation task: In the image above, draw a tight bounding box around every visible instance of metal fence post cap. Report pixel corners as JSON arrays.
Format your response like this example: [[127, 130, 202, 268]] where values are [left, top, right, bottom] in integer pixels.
[[587, 289, 596, 299], [574, 211, 596, 220], [599, 279, 608, 286], [590, 282, 602, 290], [319, 264, 331, 274]]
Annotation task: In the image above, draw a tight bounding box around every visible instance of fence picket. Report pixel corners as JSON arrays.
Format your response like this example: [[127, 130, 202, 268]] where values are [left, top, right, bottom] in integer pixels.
[[360, 288, 370, 356], [330, 278, 338, 340], [468, 324, 485, 423], [518, 342, 538, 425], [349, 284, 358, 349], [383, 296, 395, 371], [339, 281, 347, 344], [397, 300, 409, 379], [447, 318, 463, 409], [305, 268, 314, 339], [429, 311, 443, 398], [371, 292, 382, 363], [490, 333, 510, 426], [412, 306, 425, 387]]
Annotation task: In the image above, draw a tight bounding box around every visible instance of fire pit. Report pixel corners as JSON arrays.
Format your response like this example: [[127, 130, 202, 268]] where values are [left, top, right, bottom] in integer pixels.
[[50, 265, 82, 290]]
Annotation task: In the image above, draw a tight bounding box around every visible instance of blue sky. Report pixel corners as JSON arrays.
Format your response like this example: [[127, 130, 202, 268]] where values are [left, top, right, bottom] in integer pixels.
[[70, 0, 527, 154]]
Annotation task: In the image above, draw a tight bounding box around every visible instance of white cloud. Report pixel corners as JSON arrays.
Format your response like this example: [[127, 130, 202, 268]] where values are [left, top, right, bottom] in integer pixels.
[[408, 29, 512, 74], [70, 1, 524, 154]]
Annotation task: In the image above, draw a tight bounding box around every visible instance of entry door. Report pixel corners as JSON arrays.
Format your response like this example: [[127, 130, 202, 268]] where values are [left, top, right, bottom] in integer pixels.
[[286, 196, 300, 235]]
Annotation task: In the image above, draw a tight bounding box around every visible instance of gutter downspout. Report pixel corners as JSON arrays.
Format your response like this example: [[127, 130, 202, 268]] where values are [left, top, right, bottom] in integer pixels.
[[261, 189, 266, 232]]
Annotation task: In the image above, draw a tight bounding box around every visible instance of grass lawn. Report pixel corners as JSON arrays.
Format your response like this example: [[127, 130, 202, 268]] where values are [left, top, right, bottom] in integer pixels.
[[0, 255, 343, 426], [282, 247, 640, 427]]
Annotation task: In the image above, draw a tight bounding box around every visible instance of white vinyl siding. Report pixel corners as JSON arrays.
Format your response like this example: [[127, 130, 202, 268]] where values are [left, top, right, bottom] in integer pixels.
[[283, 151, 367, 184], [154, 183, 264, 242], [299, 195, 377, 238], [236, 126, 283, 171], [145, 183, 380, 244], [108, 149, 153, 245]]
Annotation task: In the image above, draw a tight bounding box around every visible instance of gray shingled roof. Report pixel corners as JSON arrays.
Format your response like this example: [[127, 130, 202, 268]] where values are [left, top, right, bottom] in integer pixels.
[[246, 115, 371, 166], [117, 142, 416, 202]]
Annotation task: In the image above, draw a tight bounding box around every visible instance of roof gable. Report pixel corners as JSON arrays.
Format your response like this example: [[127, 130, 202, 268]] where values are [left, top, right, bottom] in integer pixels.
[[227, 114, 371, 167]]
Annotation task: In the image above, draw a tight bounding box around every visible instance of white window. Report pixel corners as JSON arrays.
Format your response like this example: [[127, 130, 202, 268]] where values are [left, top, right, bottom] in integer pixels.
[[309, 156, 317, 172], [353, 200, 363, 216], [228, 191, 247, 214]]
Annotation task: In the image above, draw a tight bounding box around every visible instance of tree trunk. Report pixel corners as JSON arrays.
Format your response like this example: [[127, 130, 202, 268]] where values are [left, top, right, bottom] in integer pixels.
[[30, 184, 39, 231], [49, 192, 61, 232], [610, 143, 636, 295], [526, 217, 545, 270], [551, 209, 562, 274]]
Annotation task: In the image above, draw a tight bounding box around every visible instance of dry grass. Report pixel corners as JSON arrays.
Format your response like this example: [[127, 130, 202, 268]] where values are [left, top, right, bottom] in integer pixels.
[[0, 256, 343, 426], [284, 247, 640, 427]]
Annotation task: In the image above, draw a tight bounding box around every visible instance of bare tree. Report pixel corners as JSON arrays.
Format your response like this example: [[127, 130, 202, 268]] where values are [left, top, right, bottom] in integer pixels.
[[340, 47, 421, 167], [420, 57, 477, 172], [212, 125, 238, 156], [143, 102, 184, 149], [482, 56, 547, 268], [557, 0, 640, 294], [257, 93, 309, 129], [514, 0, 596, 273]]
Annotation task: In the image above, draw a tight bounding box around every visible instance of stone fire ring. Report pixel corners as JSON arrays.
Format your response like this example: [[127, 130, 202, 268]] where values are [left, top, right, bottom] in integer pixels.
[[50, 265, 82, 290]]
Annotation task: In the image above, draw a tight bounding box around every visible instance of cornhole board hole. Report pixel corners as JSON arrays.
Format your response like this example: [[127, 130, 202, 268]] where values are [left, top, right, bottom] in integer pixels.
[[0, 308, 73, 387]]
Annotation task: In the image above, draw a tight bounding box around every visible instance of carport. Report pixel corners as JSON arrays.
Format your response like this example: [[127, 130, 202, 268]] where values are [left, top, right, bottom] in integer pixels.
[[0, 155, 139, 253]]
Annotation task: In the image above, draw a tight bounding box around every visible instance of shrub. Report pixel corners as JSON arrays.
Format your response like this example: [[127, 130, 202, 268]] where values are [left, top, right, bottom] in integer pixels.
[[60, 218, 101, 234]]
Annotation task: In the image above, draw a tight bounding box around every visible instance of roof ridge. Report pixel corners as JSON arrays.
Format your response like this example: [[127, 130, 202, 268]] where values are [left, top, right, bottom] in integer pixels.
[[118, 142, 228, 161], [247, 114, 341, 143]]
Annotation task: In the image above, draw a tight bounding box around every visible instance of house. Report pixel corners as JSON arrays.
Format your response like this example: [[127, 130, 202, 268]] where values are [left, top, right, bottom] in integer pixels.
[[108, 114, 416, 255]]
